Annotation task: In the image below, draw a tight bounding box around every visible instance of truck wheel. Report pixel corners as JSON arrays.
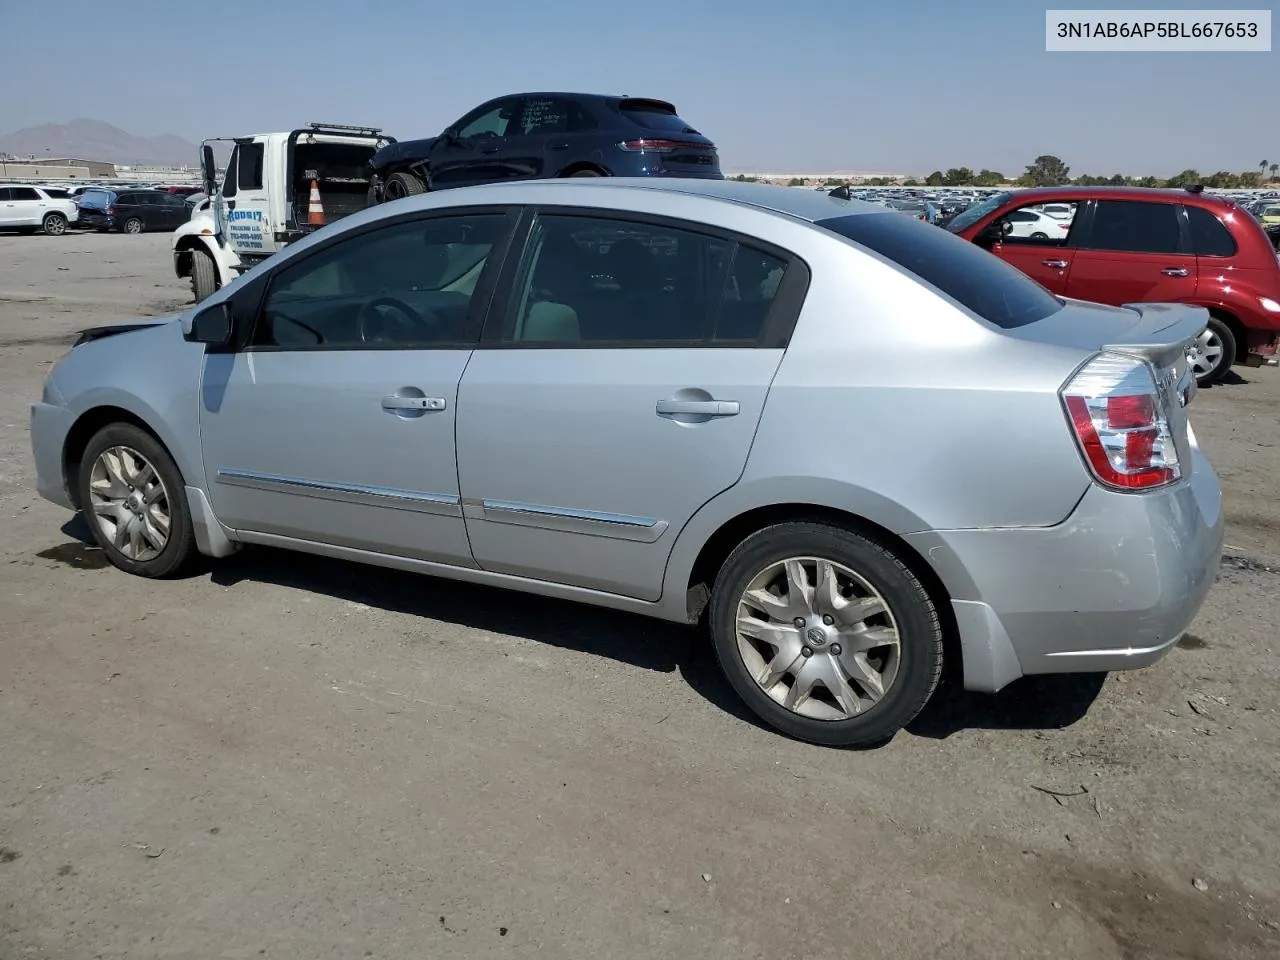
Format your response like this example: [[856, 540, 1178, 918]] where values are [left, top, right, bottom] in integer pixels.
[[190, 249, 220, 303], [384, 172, 425, 200]]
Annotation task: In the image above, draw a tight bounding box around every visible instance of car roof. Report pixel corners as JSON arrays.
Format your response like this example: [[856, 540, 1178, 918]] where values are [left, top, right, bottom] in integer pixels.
[[453, 177, 884, 223], [1006, 185, 1235, 207]]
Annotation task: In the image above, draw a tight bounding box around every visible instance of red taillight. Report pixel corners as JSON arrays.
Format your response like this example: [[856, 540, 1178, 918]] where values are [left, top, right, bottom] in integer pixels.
[[1062, 354, 1181, 490], [105, 206, 115, 215], [617, 139, 694, 153]]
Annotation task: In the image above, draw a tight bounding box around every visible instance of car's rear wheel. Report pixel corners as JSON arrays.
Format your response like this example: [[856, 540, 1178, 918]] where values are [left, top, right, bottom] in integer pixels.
[[709, 522, 943, 747], [384, 171, 425, 200], [77, 423, 196, 578], [190, 248, 220, 303], [568, 169, 604, 177], [1030, 231, 1048, 239], [1188, 317, 1235, 386], [42, 213, 68, 236], [123, 217, 144, 235]]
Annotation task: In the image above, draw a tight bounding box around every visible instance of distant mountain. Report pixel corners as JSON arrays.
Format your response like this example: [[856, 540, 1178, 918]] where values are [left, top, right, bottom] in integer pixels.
[[0, 119, 197, 167]]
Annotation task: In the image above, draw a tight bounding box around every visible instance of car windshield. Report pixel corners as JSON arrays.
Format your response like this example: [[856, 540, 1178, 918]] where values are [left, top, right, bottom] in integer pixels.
[[944, 191, 1013, 233], [817, 212, 1063, 329]]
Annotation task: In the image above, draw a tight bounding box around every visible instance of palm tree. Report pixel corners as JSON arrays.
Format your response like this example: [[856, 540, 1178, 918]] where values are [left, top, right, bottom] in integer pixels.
[[1261, 160, 1269, 177], [1270, 163, 1279, 181]]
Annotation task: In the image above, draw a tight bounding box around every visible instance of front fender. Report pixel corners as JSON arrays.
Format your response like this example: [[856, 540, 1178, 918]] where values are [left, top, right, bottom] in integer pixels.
[[655, 475, 933, 622]]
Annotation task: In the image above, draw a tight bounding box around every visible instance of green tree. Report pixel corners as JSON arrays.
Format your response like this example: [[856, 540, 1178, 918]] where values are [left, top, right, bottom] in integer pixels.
[[1024, 155, 1070, 186], [902, 178, 921, 186], [1237, 171, 1261, 188], [1163, 169, 1202, 188], [943, 166, 975, 185], [1135, 175, 1161, 188], [787, 177, 806, 187], [1271, 163, 1279, 181], [1108, 173, 1126, 186], [974, 169, 1005, 186], [924, 170, 944, 186], [1260, 160, 1269, 178]]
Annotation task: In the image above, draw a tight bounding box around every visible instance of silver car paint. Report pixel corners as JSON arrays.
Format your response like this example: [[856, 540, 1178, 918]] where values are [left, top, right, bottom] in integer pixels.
[[31, 178, 1224, 694]]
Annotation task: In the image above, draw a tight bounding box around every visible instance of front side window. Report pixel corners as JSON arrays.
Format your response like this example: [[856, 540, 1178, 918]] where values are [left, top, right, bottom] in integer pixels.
[[818, 212, 1063, 330], [504, 214, 789, 345], [255, 214, 510, 349], [995, 201, 1078, 246], [222, 146, 239, 198], [1085, 200, 1183, 254], [238, 142, 265, 190], [944, 190, 1013, 233], [456, 102, 516, 140]]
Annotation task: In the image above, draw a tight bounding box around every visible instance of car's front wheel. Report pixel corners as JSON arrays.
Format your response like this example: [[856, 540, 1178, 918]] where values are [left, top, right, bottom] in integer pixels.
[[710, 522, 943, 747], [383, 171, 425, 200], [1188, 317, 1235, 386], [77, 423, 196, 578]]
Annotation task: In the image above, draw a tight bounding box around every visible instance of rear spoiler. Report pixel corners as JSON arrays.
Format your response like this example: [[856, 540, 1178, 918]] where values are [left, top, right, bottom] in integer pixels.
[[617, 97, 678, 114], [1105, 303, 1208, 369]]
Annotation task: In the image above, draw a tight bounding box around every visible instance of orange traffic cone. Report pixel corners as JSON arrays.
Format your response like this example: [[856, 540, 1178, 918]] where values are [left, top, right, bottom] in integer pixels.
[[307, 179, 325, 226]]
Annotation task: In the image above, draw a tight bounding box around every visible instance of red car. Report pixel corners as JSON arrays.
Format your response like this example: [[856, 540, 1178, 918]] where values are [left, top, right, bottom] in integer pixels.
[[946, 186, 1280, 384]]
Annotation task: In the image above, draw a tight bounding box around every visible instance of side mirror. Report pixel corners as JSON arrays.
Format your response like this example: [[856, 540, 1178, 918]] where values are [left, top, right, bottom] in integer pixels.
[[185, 300, 233, 345], [442, 128, 460, 145], [200, 144, 218, 196]]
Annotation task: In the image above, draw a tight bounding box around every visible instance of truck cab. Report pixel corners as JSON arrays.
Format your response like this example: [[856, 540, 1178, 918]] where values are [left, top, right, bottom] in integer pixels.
[[173, 122, 394, 302]]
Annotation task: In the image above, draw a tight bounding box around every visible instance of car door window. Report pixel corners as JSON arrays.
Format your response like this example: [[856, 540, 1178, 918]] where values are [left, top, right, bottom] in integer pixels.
[[9, 187, 39, 201], [0, 189, 11, 201], [517, 98, 571, 136], [254, 213, 511, 349], [222, 146, 239, 198], [238, 142, 265, 190], [1185, 205, 1237, 257], [996, 202, 1078, 245], [1084, 200, 1183, 254], [457, 102, 516, 140], [503, 214, 791, 345]]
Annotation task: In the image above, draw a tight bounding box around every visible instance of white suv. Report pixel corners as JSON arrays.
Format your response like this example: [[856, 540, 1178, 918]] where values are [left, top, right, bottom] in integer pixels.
[[0, 185, 80, 235]]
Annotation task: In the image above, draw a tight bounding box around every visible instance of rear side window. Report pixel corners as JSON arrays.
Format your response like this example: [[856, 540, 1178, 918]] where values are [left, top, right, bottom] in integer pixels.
[[1186, 205, 1237, 257], [817, 212, 1063, 329], [618, 99, 701, 135], [10, 187, 39, 201], [1085, 200, 1182, 254]]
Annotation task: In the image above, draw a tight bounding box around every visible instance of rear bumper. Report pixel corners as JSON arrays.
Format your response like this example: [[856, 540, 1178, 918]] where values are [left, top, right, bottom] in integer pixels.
[[905, 446, 1224, 692], [30, 401, 76, 510]]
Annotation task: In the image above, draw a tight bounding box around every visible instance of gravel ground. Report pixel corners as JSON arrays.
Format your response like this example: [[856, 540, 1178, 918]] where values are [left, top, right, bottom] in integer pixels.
[[1, 231, 1278, 960]]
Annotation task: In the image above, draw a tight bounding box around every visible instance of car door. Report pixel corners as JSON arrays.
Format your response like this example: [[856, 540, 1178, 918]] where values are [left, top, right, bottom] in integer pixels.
[[0, 188, 14, 226], [1064, 198, 1196, 306], [455, 209, 805, 601], [6, 186, 43, 226], [984, 199, 1081, 295], [221, 140, 276, 255], [159, 192, 190, 228], [198, 208, 518, 564], [430, 99, 521, 189], [498, 96, 581, 180]]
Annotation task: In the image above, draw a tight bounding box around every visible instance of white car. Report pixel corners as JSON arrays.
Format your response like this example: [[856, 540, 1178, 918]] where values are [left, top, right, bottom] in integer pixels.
[[1002, 208, 1070, 240], [0, 185, 79, 235]]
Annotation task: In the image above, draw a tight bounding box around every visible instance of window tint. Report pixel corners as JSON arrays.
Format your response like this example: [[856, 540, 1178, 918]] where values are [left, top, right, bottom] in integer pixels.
[[1186, 205, 1237, 257], [222, 146, 239, 198], [42, 187, 70, 199], [238, 142, 264, 190], [618, 100, 700, 135], [1085, 200, 1182, 254], [255, 214, 509, 349], [505, 214, 787, 344], [817, 212, 1063, 330], [0, 189, 10, 201], [518, 98, 568, 135], [9, 187, 39, 201], [457, 103, 514, 139]]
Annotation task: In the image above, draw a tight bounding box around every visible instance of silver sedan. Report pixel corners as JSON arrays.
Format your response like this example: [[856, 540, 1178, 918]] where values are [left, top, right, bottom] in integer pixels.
[[30, 178, 1224, 746]]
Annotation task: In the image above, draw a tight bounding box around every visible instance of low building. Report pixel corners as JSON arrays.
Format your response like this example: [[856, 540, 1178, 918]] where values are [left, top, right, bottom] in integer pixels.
[[0, 157, 117, 178]]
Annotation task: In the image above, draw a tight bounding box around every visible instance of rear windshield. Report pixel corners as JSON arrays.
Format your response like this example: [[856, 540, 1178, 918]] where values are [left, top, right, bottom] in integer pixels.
[[817, 212, 1064, 330], [42, 187, 71, 199], [78, 189, 115, 207], [618, 100, 701, 135]]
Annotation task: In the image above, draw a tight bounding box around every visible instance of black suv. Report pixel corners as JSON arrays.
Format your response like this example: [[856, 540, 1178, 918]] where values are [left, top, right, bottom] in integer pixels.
[[369, 92, 722, 201], [76, 189, 191, 234]]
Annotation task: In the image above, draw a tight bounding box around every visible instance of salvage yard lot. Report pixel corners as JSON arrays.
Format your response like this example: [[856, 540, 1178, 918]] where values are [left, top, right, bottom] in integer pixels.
[[1, 233, 1278, 959]]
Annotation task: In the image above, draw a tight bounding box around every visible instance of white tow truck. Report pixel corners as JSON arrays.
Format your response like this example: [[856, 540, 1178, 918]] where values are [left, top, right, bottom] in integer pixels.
[[172, 122, 395, 302]]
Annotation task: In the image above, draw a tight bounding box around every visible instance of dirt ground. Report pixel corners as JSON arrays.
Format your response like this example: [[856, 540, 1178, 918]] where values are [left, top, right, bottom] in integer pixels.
[[1, 231, 1278, 960]]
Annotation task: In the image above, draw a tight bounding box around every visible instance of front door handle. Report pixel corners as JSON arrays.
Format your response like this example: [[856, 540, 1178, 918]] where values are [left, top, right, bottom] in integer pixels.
[[478, 145, 500, 155], [382, 395, 446, 411], [547, 141, 570, 151], [1041, 259, 1069, 268], [1162, 266, 1190, 277], [655, 399, 739, 417]]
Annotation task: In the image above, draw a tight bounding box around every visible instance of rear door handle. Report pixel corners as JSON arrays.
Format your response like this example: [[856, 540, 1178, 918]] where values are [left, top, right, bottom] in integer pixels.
[[1162, 266, 1190, 277], [547, 142, 570, 151], [1041, 259, 1069, 268], [655, 399, 739, 417], [382, 395, 446, 411], [478, 145, 500, 155]]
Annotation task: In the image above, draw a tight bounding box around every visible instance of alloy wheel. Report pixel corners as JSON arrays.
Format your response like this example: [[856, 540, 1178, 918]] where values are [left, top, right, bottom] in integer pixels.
[[1187, 327, 1224, 379], [735, 557, 900, 720], [88, 445, 172, 562]]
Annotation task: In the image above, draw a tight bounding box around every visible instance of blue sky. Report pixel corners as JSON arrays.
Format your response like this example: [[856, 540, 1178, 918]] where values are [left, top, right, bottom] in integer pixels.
[[0, 0, 1274, 175]]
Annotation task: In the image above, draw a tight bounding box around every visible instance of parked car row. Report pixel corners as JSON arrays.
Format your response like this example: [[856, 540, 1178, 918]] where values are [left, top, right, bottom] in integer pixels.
[[0, 183, 205, 236]]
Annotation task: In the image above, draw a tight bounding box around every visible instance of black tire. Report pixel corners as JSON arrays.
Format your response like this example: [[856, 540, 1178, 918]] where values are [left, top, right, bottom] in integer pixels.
[[123, 217, 144, 235], [709, 522, 943, 747], [568, 169, 604, 177], [1194, 316, 1236, 386], [77, 423, 197, 579], [42, 213, 68, 236], [384, 171, 425, 200], [1030, 231, 1048, 240], [190, 248, 220, 303]]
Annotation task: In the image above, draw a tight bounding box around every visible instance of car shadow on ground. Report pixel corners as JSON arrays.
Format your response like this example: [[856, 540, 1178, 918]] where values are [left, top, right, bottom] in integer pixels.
[[51, 517, 1106, 744]]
